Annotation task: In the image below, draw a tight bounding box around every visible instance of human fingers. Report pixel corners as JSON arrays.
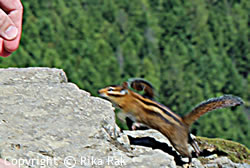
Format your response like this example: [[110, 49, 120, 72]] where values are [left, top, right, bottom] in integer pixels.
[[0, 0, 23, 54], [0, 37, 12, 57], [0, 8, 18, 40], [0, 0, 23, 12], [2, 0, 23, 53], [3, 6, 23, 53], [0, 38, 3, 54]]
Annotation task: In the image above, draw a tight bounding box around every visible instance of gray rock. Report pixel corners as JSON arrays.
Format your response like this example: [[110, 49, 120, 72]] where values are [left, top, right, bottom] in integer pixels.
[[0, 67, 67, 84], [123, 129, 172, 146], [190, 158, 204, 168], [204, 157, 250, 168]]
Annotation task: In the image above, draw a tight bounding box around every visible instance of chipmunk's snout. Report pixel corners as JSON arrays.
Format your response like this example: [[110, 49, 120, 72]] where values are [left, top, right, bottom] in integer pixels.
[[97, 89, 102, 95], [98, 88, 107, 97]]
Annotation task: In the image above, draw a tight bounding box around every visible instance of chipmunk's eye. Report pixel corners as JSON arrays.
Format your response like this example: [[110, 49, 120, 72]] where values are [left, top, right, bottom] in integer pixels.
[[108, 87, 114, 92]]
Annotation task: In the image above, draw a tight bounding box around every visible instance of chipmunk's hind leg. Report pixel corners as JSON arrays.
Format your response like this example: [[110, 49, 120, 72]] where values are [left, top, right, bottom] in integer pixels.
[[188, 134, 201, 157]]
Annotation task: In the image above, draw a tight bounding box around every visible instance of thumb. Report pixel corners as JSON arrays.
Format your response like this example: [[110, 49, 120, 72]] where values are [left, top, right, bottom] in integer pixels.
[[0, 8, 18, 40]]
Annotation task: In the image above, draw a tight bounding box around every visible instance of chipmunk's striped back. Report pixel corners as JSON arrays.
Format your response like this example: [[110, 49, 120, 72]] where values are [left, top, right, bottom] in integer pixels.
[[98, 81, 183, 126]]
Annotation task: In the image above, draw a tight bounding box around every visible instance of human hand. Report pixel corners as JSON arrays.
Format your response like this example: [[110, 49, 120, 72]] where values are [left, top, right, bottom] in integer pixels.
[[0, 0, 23, 57]]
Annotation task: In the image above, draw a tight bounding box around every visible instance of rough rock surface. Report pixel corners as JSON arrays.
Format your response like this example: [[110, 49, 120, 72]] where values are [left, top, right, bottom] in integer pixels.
[[0, 68, 248, 168]]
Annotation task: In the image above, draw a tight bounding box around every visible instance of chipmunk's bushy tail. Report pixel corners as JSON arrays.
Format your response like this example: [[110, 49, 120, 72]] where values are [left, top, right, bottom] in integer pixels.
[[182, 95, 244, 126]]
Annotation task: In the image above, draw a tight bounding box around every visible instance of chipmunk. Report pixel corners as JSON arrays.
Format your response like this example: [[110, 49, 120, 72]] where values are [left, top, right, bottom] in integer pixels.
[[98, 79, 244, 162]]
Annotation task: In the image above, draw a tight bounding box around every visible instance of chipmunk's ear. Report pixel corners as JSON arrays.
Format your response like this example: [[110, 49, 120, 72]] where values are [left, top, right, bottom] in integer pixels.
[[128, 78, 155, 99], [122, 82, 129, 89], [120, 82, 129, 95]]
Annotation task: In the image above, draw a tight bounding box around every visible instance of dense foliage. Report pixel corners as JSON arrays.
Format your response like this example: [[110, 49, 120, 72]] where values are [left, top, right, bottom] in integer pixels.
[[0, 0, 249, 147]]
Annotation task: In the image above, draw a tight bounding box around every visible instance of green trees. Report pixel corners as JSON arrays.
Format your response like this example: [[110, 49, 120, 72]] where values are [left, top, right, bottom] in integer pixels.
[[0, 0, 249, 147]]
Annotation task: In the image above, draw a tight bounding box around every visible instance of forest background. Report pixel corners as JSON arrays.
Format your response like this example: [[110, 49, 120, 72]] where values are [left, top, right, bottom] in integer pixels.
[[0, 0, 249, 147]]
